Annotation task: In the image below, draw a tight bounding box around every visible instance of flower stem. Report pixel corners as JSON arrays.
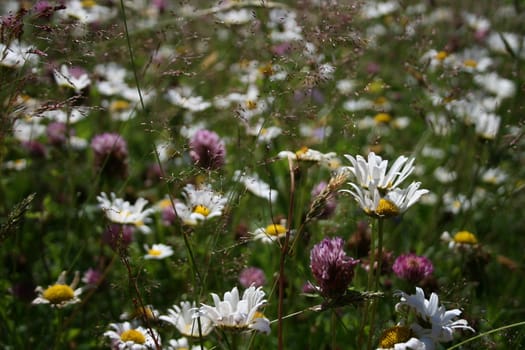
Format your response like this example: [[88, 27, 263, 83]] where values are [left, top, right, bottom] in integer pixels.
[[366, 217, 384, 350], [447, 321, 525, 349]]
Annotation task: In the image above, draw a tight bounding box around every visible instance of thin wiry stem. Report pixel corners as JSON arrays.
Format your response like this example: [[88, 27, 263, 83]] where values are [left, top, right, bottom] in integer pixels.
[[278, 156, 296, 350], [447, 321, 525, 349]]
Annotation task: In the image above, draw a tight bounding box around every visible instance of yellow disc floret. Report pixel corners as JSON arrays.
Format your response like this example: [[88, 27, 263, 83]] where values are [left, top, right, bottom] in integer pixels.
[[193, 205, 210, 217], [148, 249, 162, 257], [378, 325, 412, 348], [42, 285, 75, 304], [265, 224, 287, 236], [81, 0, 96, 8], [374, 113, 392, 124], [375, 198, 399, 217], [120, 329, 146, 344], [435, 51, 448, 60], [453, 231, 478, 245], [463, 59, 478, 68]]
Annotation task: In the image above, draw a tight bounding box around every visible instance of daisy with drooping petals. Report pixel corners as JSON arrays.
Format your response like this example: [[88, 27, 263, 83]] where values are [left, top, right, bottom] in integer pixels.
[[144, 244, 174, 260], [32, 271, 82, 308], [440, 230, 478, 250], [159, 301, 214, 337], [174, 184, 227, 226], [233, 170, 278, 203], [104, 321, 160, 349], [97, 192, 155, 234], [395, 287, 474, 345], [199, 286, 271, 334]]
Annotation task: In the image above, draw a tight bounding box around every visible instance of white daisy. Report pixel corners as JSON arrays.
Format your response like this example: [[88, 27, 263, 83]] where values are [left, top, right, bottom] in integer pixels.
[[0, 40, 39, 68], [166, 337, 207, 350], [174, 184, 227, 226], [199, 286, 271, 334], [474, 112, 500, 140], [32, 271, 82, 308], [53, 65, 91, 93], [277, 147, 340, 169], [440, 230, 478, 250], [166, 86, 211, 112], [250, 220, 289, 244], [97, 192, 155, 234], [233, 170, 278, 203], [376, 325, 429, 350], [395, 287, 474, 344], [159, 301, 214, 337], [104, 321, 161, 349], [144, 244, 173, 260], [342, 182, 428, 218], [343, 152, 415, 191]]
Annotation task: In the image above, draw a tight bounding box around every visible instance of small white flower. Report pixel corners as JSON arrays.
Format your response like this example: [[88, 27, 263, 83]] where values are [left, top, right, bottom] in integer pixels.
[[474, 112, 500, 140], [159, 301, 214, 337], [32, 271, 82, 308], [144, 244, 173, 260], [104, 321, 161, 349], [473, 72, 516, 100], [395, 287, 474, 344], [233, 170, 278, 203], [97, 192, 155, 234], [278, 147, 340, 169], [481, 167, 507, 185], [166, 86, 211, 112], [53, 65, 91, 93], [174, 184, 227, 226], [250, 220, 289, 244], [0, 41, 39, 68], [199, 286, 271, 334]]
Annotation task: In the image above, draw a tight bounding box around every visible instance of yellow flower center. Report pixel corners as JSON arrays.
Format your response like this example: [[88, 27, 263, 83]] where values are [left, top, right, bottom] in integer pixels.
[[42, 284, 75, 304], [120, 329, 146, 344], [193, 205, 210, 217], [246, 100, 258, 110], [374, 96, 388, 106], [148, 249, 162, 256], [81, 0, 96, 8], [374, 112, 392, 124], [265, 224, 287, 236], [453, 231, 478, 245], [375, 198, 399, 217], [253, 311, 265, 320], [367, 80, 385, 94], [295, 146, 309, 157], [110, 100, 131, 112], [435, 51, 448, 60], [259, 63, 274, 76], [463, 59, 477, 68], [378, 325, 412, 348]]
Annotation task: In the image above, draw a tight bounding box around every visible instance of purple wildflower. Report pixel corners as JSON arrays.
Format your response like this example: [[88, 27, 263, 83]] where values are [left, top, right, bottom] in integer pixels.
[[46, 121, 72, 146], [189, 129, 226, 170], [392, 253, 434, 284], [239, 267, 266, 288], [91, 132, 128, 178], [82, 268, 103, 287], [310, 237, 359, 298], [102, 224, 134, 251]]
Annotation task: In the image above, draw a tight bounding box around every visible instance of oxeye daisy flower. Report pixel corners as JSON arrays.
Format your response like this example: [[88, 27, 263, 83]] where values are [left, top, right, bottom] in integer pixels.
[[97, 192, 155, 234], [120, 305, 159, 322], [233, 170, 278, 203], [277, 147, 340, 169], [441, 230, 478, 250], [53, 64, 91, 93], [104, 321, 160, 349], [159, 301, 214, 337], [343, 152, 415, 191], [174, 184, 227, 226], [310, 237, 359, 298], [250, 220, 289, 244], [199, 285, 271, 334], [343, 182, 428, 218], [376, 325, 428, 350], [32, 271, 82, 308], [395, 287, 474, 344], [144, 243, 173, 260]]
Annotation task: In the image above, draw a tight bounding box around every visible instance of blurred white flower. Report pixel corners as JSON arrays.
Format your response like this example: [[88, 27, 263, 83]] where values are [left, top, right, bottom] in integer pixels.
[[97, 192, 155, 234], [199, 286, 271, 334], [160, 301, 214, 337], [175, 184, 227, 226], [251, 220, 289, 244], [53, 65, 91, 93], [104, 321, 160, 349], [144, 243, 173, 260], [233, 170, 278, 202]]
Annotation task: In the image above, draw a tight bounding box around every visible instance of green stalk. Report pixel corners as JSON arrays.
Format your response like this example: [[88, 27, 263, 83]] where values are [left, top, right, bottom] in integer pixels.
[[447, 321, 525, 349], [366, 218, 384, 350]]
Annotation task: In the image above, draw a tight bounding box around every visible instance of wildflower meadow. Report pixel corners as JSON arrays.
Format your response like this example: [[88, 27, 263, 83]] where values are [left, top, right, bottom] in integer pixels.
[[2, 0, 525, 349]]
